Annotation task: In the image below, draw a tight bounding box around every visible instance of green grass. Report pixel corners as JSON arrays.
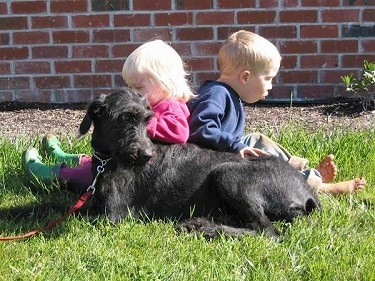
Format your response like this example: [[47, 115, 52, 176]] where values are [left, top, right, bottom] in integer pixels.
[[1, 127, 375, 281]]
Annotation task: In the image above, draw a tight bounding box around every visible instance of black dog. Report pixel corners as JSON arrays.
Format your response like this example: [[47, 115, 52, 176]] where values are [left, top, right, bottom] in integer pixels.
[[79, 89, 321, 238]]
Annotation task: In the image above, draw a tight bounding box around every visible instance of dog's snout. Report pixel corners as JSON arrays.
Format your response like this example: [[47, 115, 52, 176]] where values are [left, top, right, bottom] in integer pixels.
[[136, 148, 153, 164]]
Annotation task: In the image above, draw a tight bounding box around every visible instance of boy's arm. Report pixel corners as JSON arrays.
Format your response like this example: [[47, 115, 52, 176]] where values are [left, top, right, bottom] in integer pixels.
[[147, 100, 190, 144]]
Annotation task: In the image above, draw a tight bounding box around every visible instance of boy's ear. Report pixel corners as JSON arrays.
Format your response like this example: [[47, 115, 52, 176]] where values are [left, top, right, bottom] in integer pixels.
[[240, 70, 251, 84]]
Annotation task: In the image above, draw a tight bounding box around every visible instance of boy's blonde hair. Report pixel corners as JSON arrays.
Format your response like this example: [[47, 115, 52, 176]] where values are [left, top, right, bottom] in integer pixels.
[[122, 39, 194, 102], [218, 30, 282, 75]]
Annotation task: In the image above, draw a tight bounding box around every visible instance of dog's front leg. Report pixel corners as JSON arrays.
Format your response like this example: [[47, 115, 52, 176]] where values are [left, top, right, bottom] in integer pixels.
[[100, 171, 134, 223]]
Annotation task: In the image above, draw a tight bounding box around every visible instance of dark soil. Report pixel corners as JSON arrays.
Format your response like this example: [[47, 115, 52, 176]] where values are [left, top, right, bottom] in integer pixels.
[[1, 100, 374, 140]]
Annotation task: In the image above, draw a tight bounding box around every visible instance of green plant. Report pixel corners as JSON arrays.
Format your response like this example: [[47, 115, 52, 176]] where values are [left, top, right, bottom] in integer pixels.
[[341, 60, 375, 110]]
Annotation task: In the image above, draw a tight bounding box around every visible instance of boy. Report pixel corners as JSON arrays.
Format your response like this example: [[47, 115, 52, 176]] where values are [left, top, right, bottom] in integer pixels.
[[188, 30, 365, 195]]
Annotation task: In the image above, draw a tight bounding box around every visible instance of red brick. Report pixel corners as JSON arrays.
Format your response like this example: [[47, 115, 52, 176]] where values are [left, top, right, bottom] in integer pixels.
[[11, 1, 46, 14], [297, 85, 337, 99], [0, 2, 7, 14], [175, 0, 212, 10], [267, 86, 294, 99], [322, 10, 360, 22], [321, 40, 358, 53], [279, 70, 318, 83], [133, 28, 172, 42], [112, 43, 139, 57], [195, 72, 219, 85], [93, 29, 131, 43], [279, 41, 317, 54], [217, 26, 256, 40], [95, 59, 124, 72], [0, 62, 10, 74], [32, 46, 69, 59], [74, 75, 112, 88], [133, 0, 171, 10], [72, 45, 109, 58], [155, 12, 193, 26], [114, 74, 126, 87], [55, 61, 92, 73], [281, 0, 299, 7], [363, 9, 375, 21], [73, 15, 110, 28], [320, 70, 354, 83], [13, 31, 49, 44], [0, 17, 28, 30], [15, 61, 51, 74], [185, 58, 215, 71], [342, 55, 373, 68], [238, 11, 276, 24], [0, 33, 9, 45], [50, 0, 88, 13], [0, 77, 30, 89], [0, 47, 28, 60], [34, 76, 71, 89], [196, 12, 234, 25], [301, 0, 340, 6], [114, 14, 151, 27], [300, 25, 338, 38], [362, 39, 375, 52], [280, 55, 297, 69], [169, 42, 192, 57], [176, 28, 213, 41], [53, 31, 89, 43], [217, 0, 255, 8], [300, 55, 339, 68], [260, 26, 297, 39], [32, 16, 68, 28], [193, 42, 221, 56], [55, 89, 92, 103], [92, 0, 129, 11], [279, 10, 317, 23], [259, 0, 278, 8], [344, 0, 375, 6]]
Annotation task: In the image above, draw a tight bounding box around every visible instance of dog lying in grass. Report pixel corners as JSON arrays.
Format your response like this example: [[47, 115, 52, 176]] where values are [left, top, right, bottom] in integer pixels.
[[78, 88, 322, 238]]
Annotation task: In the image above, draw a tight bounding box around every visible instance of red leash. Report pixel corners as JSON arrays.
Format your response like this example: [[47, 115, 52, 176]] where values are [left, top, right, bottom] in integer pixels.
[[0, 189, 94, 241]]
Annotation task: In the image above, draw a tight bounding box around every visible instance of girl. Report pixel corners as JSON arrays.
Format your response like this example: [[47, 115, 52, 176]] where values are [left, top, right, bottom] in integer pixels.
[[23, 39, 195, 187]]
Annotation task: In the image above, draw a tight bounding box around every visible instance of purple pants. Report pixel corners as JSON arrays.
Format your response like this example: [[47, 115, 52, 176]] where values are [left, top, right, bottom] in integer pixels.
[[59, 155, 93, 186]]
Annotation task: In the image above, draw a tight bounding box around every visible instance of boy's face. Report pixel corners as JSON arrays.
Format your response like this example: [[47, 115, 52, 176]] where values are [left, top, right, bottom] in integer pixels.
[[239, 60, 280, 104]]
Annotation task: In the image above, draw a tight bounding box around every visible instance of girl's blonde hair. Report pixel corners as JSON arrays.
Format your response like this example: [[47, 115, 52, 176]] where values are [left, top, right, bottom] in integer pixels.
[[218, 30, 282, 75], [122, 39, 194, 102]]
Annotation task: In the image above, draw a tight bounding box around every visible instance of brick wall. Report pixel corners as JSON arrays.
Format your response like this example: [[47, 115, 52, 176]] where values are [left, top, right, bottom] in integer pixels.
[[0, 0, 374, 103]]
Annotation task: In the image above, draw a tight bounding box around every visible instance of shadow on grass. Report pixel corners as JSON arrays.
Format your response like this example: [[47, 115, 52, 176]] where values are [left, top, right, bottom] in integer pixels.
[[0, 170, 96, 240]]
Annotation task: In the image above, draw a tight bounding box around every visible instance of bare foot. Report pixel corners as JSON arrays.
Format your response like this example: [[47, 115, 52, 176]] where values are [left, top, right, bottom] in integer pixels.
[[316, 154, 338, 183], [318, 177, 366, 196]]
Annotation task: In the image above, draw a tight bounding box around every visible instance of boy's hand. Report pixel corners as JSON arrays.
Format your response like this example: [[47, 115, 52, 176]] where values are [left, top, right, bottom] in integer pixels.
[[239, 147, 269, 158]]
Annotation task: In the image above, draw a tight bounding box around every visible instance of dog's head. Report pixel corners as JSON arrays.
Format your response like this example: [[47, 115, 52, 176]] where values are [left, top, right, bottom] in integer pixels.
[[79, 88, 155, 165]]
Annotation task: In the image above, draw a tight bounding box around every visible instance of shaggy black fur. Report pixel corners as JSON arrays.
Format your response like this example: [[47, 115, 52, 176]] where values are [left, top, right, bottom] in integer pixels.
[[79, 89, 322, 238]]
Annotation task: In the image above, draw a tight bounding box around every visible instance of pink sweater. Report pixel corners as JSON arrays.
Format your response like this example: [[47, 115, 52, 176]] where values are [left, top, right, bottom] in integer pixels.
[[147, 99, 190, 144]]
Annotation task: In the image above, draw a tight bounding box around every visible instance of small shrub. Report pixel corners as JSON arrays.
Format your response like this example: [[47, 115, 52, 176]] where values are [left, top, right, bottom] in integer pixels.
[[341, 60, 375, 111]]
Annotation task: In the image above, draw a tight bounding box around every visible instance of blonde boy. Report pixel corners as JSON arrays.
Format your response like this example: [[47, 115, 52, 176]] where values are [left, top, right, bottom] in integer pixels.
[[188, 30, 365, 195]]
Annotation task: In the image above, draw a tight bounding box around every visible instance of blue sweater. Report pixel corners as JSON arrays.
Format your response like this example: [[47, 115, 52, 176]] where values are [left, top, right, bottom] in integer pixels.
[[188, 81, 247, 152]]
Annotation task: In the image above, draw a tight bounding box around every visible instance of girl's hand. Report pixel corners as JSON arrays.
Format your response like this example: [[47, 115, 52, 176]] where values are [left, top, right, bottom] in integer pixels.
[[239, 147, 269, 158]]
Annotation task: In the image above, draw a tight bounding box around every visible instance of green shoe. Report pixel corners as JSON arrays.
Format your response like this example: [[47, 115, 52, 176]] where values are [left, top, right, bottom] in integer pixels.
[[22, 147, 62, 182], [42, 133, 80, 166]]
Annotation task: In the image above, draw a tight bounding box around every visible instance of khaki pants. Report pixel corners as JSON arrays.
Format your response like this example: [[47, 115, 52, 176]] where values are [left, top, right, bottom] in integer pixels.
[[241, 133, 322, 191]]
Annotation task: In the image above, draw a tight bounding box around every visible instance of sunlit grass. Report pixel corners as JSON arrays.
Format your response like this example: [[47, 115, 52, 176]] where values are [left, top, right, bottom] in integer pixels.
[[1, 126, 375, 280]]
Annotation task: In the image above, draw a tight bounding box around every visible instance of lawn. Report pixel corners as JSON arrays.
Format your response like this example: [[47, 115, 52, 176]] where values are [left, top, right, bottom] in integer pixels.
[[1, 125, 375, 281]]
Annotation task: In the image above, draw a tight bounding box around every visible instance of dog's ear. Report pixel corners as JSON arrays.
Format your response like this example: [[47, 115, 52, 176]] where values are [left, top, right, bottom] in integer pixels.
[[79, 94, 107, 135]]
